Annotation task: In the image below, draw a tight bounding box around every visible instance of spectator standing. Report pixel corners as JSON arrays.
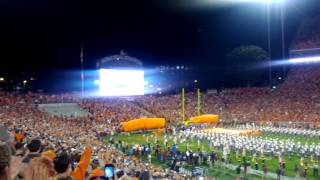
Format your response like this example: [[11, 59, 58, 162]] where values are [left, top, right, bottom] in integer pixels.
[[0, 141, 11, 180]]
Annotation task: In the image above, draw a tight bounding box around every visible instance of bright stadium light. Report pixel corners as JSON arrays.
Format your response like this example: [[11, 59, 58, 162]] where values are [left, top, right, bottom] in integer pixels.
[[201, 0, 285, 4], [254, 0, 284, 3], [235, 0, 285, 3], [0, 77, 4, 81], [93, 80, 100, 85], [189, 0, 287, 8], [289, 56, 320, 63], [99, 69, 144, 96]]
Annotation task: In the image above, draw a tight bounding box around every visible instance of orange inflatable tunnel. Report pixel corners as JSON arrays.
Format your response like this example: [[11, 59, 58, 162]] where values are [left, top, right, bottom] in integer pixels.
[[121, 118, 166, 132], [190, 114, 219, 124]]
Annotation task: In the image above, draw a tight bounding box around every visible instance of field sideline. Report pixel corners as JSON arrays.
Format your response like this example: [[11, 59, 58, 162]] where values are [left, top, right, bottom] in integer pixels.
[[108, 131, 320, 179]]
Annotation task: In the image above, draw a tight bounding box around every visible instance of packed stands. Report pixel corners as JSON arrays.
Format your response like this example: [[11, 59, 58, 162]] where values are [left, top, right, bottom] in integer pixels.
[[1, 60, 320, 180], [291, 16, 320, 50], [0, 92, 184, 180]]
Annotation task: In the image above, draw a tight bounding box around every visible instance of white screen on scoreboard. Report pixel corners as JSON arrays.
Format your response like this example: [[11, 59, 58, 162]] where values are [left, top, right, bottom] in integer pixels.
[[99, 69, 144, 96]]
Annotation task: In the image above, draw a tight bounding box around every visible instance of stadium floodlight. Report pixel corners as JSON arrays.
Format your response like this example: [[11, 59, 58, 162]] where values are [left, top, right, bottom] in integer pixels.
[[205, 0, 285, 4], [23, 80, 27, 84], [0, 77, 4, 81], [259, 0, 284, 2], [191, 0, 286, 8], [99, 69, 144, 96], [240, 0, 285, 3], [93, 80, 100, 85], [289, 56, 320, 63]]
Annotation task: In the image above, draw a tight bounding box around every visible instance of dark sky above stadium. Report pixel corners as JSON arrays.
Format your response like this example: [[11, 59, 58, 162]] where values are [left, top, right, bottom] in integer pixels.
[[0, 0, 320, 74]]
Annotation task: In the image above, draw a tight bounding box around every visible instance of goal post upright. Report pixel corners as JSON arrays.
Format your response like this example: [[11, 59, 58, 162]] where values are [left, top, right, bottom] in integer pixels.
[[197, 88, 201, 116]]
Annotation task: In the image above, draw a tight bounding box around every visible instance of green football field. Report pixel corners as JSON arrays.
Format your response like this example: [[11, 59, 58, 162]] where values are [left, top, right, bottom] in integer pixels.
[[108, 131, 320, 179]]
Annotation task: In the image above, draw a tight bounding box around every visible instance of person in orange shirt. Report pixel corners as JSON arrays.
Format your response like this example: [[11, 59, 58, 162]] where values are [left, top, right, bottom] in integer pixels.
[[14, 129, 24, 143], [133, 171, 140, 180], [89, 168, 104, 179], [53, 140, 92, 180]]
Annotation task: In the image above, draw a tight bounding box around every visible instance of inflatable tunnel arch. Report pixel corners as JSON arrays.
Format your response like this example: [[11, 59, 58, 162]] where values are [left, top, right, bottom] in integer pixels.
[[121, 118, 165, 132], [189, 114, 219, 124]]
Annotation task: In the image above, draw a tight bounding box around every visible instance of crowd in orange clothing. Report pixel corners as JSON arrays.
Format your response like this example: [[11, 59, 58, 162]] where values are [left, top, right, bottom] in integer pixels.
[[1, 62, 320, 180], [30, 62, 320, 125], [2, 62, 316, 127], [0, 91, 186, 180], [290, 16, 320, 50], [217, 63, 320, 123], [132, 63, 320, 124], [292, 37, 320, 50], [80, 98, 152, 123]]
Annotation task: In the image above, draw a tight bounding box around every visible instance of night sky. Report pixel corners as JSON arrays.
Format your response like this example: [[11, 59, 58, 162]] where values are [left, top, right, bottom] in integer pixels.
[[0, 0, 320, 90]]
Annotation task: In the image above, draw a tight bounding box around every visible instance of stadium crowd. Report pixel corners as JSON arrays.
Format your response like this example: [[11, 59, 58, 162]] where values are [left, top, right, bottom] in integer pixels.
[[0, 92, 187, 180], [80, 98, 152, 124], [0, 62, 320, 180], [131, 63, 320, 124], [290, 15, 320, 50]]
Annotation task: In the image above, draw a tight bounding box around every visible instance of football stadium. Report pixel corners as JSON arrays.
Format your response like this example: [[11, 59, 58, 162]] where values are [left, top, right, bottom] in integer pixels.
[[1, 1, 320, 180]]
